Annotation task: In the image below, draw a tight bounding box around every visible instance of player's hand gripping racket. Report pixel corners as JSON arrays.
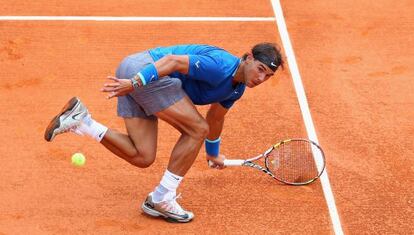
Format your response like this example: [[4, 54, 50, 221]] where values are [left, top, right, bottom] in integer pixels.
[[224, 139, 326, 185]]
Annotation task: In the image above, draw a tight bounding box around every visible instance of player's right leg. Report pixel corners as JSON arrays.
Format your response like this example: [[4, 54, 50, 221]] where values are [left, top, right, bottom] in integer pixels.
[[100, 117, 158, 168], [44, 97, 89, 141], [45, 52, 161, 167], [44, 96, 158, 168]]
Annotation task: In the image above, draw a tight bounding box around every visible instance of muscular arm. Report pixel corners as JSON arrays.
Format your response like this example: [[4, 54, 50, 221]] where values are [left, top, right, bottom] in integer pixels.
[[206, 103, 228, 139], [205, 103, 229, 168], [102, 55, 189, 98], [154, 55, 190, 76]]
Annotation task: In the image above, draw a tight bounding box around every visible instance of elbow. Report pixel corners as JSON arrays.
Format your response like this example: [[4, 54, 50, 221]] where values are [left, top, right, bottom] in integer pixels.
[[163, 55, 188, 74]]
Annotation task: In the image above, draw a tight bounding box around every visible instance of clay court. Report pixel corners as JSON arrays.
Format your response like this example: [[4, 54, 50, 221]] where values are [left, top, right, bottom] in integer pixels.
[[0, 0, 413, 234]]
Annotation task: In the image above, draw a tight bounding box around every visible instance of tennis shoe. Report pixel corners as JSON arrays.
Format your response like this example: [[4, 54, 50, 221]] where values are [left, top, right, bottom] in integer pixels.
[[44, 97, 89, 141], [141, 193, 194, 223]]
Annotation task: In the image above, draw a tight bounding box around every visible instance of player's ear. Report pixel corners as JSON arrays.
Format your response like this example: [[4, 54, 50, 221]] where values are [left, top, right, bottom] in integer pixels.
[[245, 52, 254, 63]]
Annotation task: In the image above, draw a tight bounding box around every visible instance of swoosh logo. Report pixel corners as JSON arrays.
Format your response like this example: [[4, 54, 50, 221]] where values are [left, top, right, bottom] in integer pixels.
[[165, 211, 188, 218], [98, 132, 105, 138], [72, 112, 83, 121], [270, 62, 277, 67], [172, 176, 180, 181], [145, 201, 155, 209], [195, 60, 200, 68]]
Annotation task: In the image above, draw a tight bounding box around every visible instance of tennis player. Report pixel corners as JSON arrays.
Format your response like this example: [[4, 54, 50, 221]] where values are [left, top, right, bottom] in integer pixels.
[[44, 43, 283, 223]]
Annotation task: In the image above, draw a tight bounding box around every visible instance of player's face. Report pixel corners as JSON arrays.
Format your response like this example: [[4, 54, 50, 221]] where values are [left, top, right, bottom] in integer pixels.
[[244, 58, 275, 88]]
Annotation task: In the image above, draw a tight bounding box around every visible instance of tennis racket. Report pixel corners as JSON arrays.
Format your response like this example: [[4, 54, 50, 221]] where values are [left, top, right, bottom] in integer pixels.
[[223, 138, 326, 186]]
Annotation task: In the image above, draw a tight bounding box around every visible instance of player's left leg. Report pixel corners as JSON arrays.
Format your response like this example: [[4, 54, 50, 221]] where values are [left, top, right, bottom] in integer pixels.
[[155, 95, 208, 175], [142, 95, 209, 223]]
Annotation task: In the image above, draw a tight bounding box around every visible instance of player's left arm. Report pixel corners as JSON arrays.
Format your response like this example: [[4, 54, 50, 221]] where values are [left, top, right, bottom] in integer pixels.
[[206, 103, 227, 138], [205, 103, 229, 168]]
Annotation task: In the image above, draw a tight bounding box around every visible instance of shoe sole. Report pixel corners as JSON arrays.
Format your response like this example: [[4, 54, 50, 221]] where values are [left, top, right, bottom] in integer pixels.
[[44, 97, 80, 142], [141, 203, 193, 223]]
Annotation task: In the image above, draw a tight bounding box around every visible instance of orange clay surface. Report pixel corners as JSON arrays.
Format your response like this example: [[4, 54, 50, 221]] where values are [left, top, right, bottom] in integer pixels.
[[0, 0, 413, 234]]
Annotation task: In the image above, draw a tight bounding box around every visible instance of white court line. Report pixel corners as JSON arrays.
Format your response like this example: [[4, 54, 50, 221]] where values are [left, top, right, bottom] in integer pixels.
[[0, 16, 275, 22], [271, 1, 344, 234]]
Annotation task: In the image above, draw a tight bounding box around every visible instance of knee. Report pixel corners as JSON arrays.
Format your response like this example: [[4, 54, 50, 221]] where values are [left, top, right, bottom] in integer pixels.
[[192, 119, 209, 140], [135, 157, 155, 168], [128, 151, 156, 168]]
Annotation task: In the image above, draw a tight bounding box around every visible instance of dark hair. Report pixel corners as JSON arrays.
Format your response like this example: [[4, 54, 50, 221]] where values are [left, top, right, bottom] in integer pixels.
[[242, 43, 284, 71]]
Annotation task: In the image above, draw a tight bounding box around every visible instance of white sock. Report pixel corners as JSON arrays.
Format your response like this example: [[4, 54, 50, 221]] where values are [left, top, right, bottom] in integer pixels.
[[77, 115, 108, 142], [152, 170, 183, 203]]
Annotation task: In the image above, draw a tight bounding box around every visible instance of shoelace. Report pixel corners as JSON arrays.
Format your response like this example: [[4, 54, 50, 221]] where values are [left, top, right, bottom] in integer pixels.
[[161, 194, 185, 215]]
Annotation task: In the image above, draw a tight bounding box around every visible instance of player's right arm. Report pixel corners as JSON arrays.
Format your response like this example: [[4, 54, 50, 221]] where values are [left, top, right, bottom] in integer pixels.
[[102, 55, 190, 99], [139, 54, 225, 86], [102, 53, 223, 98], [153, 55, 190, 76]]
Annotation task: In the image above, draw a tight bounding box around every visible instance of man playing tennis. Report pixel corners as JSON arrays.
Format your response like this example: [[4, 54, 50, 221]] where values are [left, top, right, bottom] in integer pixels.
[[44, 43, 283, 223]]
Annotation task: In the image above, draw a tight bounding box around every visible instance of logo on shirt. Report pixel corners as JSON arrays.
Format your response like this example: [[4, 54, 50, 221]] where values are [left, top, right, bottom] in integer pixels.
[[195, 60, 201, 68], [150, 75, 155, 81]]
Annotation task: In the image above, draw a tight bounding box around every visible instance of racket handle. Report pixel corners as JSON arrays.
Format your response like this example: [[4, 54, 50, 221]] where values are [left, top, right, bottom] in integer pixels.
[[223, 159, 245, 166], [207, 160, 242, 167]]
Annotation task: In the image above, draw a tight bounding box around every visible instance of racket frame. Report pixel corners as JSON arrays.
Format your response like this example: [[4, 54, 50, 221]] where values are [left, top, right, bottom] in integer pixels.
[[224, 138, 326, 186]]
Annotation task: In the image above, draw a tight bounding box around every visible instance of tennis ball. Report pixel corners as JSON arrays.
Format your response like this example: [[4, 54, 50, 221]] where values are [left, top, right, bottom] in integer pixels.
[[71, 153, 86, 167]]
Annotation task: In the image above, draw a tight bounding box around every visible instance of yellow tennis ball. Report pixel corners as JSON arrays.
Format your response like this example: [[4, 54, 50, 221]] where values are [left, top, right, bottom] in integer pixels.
[[71, 153, 86, 167]]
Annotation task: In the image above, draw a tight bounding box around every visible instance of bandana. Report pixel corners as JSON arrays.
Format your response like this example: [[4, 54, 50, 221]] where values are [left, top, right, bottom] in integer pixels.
[[253, 53, 279, 72]]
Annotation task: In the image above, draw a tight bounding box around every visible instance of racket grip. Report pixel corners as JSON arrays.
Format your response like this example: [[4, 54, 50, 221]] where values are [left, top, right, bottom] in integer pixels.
[[223, 159, 245, 166]]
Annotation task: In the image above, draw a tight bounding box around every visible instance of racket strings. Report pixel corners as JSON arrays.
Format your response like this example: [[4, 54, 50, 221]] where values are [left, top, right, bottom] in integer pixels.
[[267, 141, 320, 183]]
